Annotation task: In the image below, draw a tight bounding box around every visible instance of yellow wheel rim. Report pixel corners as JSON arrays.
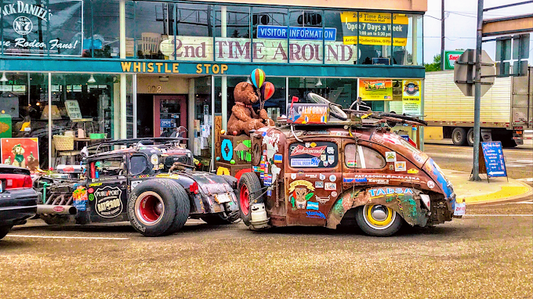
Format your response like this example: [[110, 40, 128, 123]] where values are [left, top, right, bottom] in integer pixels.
[[364, 205, 394, 227]]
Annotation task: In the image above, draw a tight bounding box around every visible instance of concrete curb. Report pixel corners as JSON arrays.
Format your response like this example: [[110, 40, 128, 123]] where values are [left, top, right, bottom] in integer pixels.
[[463, 181, 533, 205]]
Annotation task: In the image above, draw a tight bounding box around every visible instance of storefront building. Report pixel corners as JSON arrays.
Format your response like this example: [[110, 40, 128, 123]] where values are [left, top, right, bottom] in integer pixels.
[[0, 0, 426, 170]]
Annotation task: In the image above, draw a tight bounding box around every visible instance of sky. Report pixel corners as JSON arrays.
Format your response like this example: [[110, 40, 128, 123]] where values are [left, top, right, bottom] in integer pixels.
[[424, 0, 533, 64]]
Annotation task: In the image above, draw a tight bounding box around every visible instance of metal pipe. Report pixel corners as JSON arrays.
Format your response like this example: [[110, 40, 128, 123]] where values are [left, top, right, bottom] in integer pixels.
[[37, 205, 77, 215], [48, 73, 52, 170], [471, 0, 484, 181]]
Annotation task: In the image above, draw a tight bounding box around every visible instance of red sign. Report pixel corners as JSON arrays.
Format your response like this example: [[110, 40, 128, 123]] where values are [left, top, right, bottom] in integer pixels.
[[290, 145, 327, 157]]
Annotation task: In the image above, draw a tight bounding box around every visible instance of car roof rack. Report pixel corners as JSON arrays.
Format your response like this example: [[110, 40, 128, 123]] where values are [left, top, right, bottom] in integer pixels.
[[87, 137, 187, 156]]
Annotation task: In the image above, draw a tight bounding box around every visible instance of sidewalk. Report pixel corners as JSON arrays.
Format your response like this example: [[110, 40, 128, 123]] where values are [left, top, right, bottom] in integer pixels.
[[443, 169, 533, 205]]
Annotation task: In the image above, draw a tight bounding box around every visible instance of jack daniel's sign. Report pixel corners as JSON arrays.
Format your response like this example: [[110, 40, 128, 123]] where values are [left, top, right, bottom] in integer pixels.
[[1, 0, 82, 56]]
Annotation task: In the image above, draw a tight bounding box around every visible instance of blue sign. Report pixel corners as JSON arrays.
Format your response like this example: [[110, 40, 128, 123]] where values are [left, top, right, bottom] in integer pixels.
[[257, 25, 336, 41], [160, 119, 174, 128], [481, 141, 507, 177]]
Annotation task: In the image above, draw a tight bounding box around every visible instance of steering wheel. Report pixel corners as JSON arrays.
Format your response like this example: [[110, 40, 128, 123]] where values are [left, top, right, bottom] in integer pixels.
[[306, 93, 348, 121]]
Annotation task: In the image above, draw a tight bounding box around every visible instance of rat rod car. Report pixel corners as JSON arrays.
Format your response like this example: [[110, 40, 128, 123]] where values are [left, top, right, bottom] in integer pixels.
[[237, 93, 461, 236], [34, 138, 239, 237]]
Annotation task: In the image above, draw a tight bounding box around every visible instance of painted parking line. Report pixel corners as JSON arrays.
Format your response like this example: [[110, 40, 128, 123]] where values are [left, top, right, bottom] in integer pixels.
[[7, 235, 129, 240], [463, 214, 533, 217]]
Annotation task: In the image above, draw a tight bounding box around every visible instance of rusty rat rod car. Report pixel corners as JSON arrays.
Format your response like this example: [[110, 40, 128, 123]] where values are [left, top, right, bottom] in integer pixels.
[[237, 93, 461, 236], [34, 138, 239, 237]]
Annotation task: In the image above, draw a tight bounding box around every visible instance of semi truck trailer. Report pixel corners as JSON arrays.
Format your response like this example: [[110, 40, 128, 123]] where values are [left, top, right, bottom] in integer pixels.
[[424, 68, 532, 147]]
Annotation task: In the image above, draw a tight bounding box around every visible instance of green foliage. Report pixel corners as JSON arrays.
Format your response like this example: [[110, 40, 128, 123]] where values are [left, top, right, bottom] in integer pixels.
[[424, 54, 442, 72]]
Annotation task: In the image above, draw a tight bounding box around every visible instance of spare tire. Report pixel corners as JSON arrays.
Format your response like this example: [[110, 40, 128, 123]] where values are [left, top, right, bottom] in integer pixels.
[[237, 173, 263, 226], [128, 179, 183, 237]]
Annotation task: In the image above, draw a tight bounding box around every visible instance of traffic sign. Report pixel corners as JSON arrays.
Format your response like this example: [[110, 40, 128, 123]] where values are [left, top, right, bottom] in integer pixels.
[[454, 49, 496, 97]]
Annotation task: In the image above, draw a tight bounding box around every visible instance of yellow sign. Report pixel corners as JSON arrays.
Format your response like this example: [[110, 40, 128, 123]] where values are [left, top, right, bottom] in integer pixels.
[[402, 80, 422, 116], [358, 79, 393, 101], [340, 12, 409, 46]]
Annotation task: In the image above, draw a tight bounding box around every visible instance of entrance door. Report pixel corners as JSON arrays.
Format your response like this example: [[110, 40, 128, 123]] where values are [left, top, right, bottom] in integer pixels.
[[153, 95, 187, 137]]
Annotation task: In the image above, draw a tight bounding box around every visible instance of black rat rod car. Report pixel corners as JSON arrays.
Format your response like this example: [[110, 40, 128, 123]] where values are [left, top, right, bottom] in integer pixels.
[[34, 138, 240, 237]]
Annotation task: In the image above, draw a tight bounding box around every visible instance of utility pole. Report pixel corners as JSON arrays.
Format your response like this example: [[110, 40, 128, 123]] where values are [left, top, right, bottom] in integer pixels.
[[471, 0, 484, 181], [441, 0, 445, 70]]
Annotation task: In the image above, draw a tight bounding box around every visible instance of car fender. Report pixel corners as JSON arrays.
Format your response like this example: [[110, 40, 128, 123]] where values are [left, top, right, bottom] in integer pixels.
[[326, 186, 429, 229]]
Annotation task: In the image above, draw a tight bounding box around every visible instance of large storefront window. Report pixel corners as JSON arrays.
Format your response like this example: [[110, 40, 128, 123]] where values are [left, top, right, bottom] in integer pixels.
[[288, 9, 324, 64], [0, 72, 120, 169], [132, 2, 173, 60], [252, 7, 288, 64], [215, 5, 250, 62], [1, 2, 422, 65], [289, 77, 358, 109]]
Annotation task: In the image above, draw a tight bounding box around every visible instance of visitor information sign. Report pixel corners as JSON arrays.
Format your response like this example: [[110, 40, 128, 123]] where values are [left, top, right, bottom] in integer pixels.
[[481, 141, 507, 178]]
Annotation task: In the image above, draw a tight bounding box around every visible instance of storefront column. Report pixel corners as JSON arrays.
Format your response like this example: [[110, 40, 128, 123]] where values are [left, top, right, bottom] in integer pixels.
[[119, 0, 127, 139], [48, 73, 52, 169], [210, 76, 215, 172], [188, 78, 195, 150], [221, 6, 228, 131], [412, 15, 418, 66], [420, 79, 425, 151], [133, 74, 137, 138]]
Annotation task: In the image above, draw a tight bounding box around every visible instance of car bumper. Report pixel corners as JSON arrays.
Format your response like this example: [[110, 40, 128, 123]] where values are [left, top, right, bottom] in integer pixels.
[[0, 189, 39, 226]]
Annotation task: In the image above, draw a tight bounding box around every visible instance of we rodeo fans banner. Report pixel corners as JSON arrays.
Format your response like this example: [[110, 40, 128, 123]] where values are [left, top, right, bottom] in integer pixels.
[[1, 0, 83, 56]]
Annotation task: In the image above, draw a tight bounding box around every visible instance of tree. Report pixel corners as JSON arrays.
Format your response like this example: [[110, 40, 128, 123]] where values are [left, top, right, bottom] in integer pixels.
[[425, 54, 442, 72]]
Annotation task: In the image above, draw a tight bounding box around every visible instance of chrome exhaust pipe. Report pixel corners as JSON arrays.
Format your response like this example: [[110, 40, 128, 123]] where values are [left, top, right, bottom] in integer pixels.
[[37, 205, 77, 215]]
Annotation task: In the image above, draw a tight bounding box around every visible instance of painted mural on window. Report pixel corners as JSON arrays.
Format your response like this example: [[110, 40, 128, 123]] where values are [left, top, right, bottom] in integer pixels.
[[1, 0, 83, 56]]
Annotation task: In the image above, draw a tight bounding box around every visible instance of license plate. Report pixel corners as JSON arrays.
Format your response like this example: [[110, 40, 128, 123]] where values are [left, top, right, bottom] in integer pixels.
[[454, 202, 466, 216], [215, 193, 231, 204]]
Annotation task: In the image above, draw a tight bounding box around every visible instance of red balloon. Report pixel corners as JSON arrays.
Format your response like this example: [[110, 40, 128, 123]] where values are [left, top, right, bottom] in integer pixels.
[[261, 82, 275, 101]]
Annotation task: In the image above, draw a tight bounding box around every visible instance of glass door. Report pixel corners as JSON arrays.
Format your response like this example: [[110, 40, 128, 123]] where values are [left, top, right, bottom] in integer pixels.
[[153, 95, 187, 137]]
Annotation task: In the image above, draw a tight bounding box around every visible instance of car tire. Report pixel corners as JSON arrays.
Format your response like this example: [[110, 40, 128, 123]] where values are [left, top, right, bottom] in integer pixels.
[[451, 128, 467, 146], [467, 128, 474, 146], [164, 181, 191, 235], [128, 179, 180, 237], [237, 173, 263, 227], [0, 225, 12, 240], [355, 205, 403, 237], [41, 214, 71, 225]]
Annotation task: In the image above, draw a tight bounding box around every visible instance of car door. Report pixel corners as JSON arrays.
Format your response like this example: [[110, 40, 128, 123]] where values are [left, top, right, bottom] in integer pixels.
[[285, 140, 341, 226], [86, 155, 128, 222]]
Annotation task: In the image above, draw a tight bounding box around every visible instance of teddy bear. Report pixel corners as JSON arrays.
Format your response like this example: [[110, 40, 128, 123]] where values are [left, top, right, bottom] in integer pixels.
[[11, 144, 26, 168], [227, 82, 274, 136]]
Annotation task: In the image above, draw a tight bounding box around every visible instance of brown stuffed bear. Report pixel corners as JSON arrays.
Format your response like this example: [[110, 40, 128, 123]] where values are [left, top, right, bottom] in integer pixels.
[[227, 82, 274, 135]]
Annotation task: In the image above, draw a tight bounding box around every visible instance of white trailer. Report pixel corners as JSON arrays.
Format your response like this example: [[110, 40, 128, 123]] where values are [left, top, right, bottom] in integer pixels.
[[424, 68, 532, 146]]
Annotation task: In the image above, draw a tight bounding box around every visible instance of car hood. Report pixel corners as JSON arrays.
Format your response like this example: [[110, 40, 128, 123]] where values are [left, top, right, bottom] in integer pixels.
[[422, 158, 456, 201]]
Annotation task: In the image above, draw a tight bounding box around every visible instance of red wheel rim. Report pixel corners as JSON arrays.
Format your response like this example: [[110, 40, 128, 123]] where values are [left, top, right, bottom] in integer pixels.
[[240, 184, 250, 216], [136, 192, 164, 225]]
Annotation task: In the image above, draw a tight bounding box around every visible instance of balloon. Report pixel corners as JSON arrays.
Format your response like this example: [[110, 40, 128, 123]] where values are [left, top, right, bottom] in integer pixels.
[[261, 82, 275, 101], [250, 68, 265, 88]]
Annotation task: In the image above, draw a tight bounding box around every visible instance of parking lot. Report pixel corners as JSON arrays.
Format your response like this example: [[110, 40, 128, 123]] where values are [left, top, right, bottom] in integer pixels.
[[1, 203, 532, 299]]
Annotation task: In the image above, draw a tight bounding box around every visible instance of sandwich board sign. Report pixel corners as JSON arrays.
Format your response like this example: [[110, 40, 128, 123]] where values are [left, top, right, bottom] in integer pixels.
[[478, 141, 508, 182]]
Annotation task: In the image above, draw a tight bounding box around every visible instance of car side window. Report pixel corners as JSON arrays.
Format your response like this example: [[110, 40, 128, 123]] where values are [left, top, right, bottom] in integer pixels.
[[130, 155, 149, 175], [344, 144, 386, 169], [89, 157, 126, 178]]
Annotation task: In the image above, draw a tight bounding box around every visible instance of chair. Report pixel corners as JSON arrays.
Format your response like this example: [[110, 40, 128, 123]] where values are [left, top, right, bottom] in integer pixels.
[[53, 135, 80, 167]]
